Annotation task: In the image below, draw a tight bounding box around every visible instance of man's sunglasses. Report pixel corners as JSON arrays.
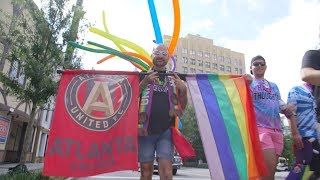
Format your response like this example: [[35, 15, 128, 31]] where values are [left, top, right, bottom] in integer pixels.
[[153, 50, 168, 57], [252, 62, 266, 67]]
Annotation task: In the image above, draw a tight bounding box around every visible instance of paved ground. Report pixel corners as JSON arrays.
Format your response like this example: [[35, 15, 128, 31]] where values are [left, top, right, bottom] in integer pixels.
[[0, 163, 43, 175], [0, 163, 290, 179]]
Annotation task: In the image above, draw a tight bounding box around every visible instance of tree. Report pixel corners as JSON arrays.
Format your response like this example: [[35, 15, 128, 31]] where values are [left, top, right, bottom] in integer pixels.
[[281, 135, 295, 166], [0, 0, 84, 163], [180, 104, 206, 162], [280, 116, 295, 166], [63, 0, 85, 69]]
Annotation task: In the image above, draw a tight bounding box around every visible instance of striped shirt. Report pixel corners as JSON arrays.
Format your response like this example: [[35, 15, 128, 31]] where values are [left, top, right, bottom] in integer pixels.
[[287, 85, 317, 138]]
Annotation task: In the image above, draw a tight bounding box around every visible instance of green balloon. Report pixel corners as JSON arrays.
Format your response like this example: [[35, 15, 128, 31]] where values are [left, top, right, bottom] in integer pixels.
[[68, 41, 150, 70]]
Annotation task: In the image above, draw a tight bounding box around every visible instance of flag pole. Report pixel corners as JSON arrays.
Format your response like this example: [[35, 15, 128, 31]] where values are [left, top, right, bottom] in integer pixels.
[[56, 70, 188, 80]]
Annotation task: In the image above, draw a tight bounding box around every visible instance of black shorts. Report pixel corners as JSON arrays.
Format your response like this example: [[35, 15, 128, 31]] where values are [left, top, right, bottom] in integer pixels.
[[310, 140, 320, 172]]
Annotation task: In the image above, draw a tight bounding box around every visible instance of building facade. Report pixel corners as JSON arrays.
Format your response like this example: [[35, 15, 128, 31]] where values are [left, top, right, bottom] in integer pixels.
[[0, 0, 52, 163], [165, 34, 246, 75]]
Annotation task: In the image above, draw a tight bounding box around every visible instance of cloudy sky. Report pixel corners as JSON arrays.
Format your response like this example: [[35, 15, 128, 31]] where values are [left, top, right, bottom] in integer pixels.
[[80, 0, 320, 100], [46, 0, 320, 100]]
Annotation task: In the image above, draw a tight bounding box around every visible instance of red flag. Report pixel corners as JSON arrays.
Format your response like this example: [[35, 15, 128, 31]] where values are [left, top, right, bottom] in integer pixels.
[[170, 127, 195, 160], [43, 70, 139, 177]]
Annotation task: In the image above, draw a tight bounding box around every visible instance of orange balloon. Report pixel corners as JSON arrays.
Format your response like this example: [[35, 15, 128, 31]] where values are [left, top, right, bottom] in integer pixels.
[[168, 0, 181, 58], [97, 51, 153, 71]]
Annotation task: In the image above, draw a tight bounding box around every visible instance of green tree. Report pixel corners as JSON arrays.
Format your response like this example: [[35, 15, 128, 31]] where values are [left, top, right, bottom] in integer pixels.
[[0, 0, 85, 163], [63, 0, 85, 69], [280, 117, 295, 166], [281, 135, 295, 166], [181, 104, 206, 162]]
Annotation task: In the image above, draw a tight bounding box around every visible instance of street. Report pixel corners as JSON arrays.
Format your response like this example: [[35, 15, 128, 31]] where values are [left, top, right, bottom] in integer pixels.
[[68, 167, 289, 180]]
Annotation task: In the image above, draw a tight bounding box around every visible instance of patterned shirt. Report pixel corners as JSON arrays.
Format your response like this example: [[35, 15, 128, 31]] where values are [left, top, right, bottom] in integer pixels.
[[287, 85, 317, 138], [250, 79, 281, 129]]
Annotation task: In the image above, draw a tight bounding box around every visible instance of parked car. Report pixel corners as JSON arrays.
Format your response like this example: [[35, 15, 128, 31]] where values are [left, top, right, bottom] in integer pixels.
[[138, 153, 183, 175], [276, 157, 290, 171], [154, 154, 183, 175]]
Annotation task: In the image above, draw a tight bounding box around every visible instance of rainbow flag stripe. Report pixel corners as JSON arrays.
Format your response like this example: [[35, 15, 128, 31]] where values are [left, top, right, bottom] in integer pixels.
[[186, 74, 268, 180]]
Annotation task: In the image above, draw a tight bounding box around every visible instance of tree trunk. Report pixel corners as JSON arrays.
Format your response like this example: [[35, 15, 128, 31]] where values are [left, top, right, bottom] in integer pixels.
[[19, 105, 37, 164], [31, 126, 41, 162]]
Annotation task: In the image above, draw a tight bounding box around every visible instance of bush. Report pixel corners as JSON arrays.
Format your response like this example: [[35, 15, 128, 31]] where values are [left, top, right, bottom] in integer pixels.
[[0, 171, 65, 180], [7, 164, 29, 176]]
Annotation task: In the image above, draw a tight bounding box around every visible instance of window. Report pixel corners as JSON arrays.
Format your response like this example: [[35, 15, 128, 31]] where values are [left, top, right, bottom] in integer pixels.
[[198, 69, 203, 73], [183, 67, 188, 73], [183, 57, 188, 64], [235, 67, 239, 74], [226, 66, 231, 72], [205, 62, 210, 68], [9, 59, 26, 86], [182, 48, 188, 54], [225, 58, 231, 64], [9, 60, 19, 79], [198, 60, 203, 66], [204, 52, 210, 58], [240, 69, 243, 74], [212, 54, 217, 61], [218, 56, 224, 63], [190, 68, 196, 73], [190, 58, 196, 65], [174, 55, 178, 60], [220, 65, 225, 71], [234, 59, 238, 66], [189, 49, 196, 55], [18, 68, 25, 85], [45, 104, 51, 122], [197, 51, 203, 57], [212, 63, 218, 70]]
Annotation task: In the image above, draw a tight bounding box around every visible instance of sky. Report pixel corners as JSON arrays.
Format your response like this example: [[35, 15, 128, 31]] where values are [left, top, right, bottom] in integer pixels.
[[36, 0, 320, 100]]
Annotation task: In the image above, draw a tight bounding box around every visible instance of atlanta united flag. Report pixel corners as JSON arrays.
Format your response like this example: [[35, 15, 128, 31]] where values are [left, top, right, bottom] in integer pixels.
[[43, 70, 139, 177]]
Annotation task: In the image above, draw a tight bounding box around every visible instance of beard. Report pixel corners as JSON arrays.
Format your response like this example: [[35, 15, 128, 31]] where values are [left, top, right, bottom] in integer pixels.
[[153, 57, 167, 67]]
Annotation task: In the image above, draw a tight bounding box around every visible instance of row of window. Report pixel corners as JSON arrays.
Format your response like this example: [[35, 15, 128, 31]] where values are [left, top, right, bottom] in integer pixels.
[[182, 57, 242, 71], [182, 66, 243, 74], [181, 49, 242, 65], [182, 57, 240, 66]]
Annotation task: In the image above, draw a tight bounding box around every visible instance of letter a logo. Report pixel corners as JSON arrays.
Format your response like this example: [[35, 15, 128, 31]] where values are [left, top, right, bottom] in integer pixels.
[[82, 81, 114, 116]]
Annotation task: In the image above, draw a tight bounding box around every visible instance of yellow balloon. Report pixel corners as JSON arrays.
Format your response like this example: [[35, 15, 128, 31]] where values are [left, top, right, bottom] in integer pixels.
[[90, 27, 153, 66], [102, 11, 126, 52]]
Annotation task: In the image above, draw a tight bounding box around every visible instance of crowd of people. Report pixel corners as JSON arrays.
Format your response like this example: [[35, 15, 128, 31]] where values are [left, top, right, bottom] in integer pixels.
[[137, 38, 320, 180]]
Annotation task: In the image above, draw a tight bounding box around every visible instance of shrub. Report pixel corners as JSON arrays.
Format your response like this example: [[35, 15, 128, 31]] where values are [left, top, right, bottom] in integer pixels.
[[197, 163, 208, 169], [0, 171, 64, 180]]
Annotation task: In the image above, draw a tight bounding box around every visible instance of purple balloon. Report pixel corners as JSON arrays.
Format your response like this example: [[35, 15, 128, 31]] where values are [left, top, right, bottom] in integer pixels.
[[171, 56, 176, 72]]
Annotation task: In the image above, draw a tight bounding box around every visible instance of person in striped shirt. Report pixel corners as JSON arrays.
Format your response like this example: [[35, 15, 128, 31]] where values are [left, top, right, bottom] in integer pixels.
[[286, 83, 320, 179]]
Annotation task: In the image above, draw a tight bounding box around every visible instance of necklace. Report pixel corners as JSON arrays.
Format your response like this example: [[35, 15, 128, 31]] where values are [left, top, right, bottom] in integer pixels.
[[154, 77, 168, 87]]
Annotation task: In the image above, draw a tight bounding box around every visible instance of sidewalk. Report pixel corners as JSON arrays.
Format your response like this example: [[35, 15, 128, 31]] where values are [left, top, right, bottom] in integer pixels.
[[0, 163, 43, 175]]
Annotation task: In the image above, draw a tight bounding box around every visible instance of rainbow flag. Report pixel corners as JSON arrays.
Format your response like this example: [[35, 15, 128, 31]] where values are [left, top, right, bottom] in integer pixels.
[[186, 74, 268, 180]]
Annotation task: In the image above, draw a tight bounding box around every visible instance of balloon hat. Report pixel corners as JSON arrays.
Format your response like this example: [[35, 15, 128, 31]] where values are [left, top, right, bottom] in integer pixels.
[[68, 0, 181, 72]]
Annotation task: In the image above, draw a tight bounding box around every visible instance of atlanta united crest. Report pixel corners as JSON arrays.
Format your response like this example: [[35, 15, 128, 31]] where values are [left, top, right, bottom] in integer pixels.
[[65, 74, 132, 131]]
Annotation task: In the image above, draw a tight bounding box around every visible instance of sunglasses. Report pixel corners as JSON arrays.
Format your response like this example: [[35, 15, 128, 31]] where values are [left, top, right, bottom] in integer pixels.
[[252, 62, 266, 67], [153, 50, 168, 57]]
